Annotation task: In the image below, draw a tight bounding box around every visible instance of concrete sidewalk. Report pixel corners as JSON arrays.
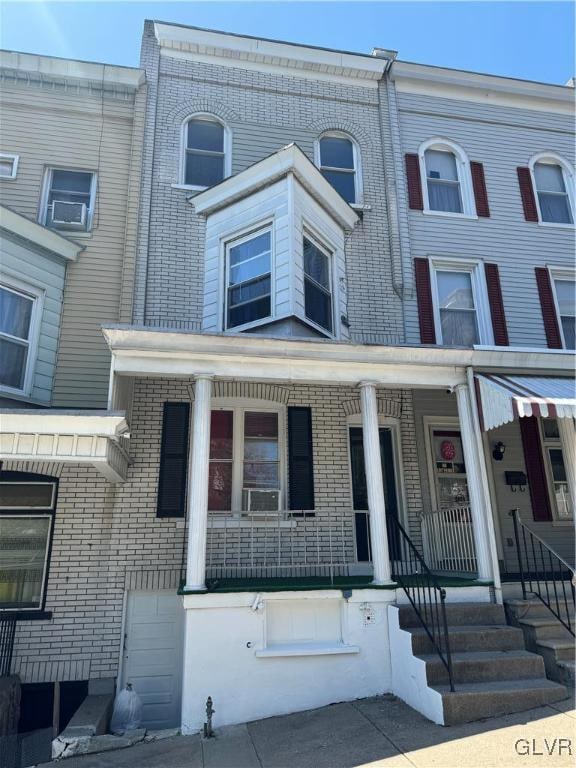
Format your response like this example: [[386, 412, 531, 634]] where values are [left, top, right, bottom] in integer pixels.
[[40, 694, 575, 768]]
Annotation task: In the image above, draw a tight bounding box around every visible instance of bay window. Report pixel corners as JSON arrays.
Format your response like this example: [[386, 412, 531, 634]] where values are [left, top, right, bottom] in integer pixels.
[[225, 228, 272, 329], [0, 280, 41, 394], [209, 407, 282, 512]]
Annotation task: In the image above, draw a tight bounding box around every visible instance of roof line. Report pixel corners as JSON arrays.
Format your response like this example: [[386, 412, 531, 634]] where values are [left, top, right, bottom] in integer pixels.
[[0, 47, 142, 73]]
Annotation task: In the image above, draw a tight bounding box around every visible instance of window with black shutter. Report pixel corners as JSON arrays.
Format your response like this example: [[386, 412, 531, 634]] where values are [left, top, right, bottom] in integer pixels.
[[156, 402, 190, 518], [287, 406, 315, 512]]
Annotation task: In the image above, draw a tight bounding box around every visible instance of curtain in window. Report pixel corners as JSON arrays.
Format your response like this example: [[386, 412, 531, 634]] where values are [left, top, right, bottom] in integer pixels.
[[440, 310, 478, 346], [555, 279, 576, 348], [437, 271, 478, 346], [425, 150, 463, 213], [534, 163, 573, 224], [0, 287, 33, 389]]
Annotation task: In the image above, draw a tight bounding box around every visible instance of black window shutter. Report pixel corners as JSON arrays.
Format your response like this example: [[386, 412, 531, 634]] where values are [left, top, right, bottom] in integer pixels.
[[288, 406, 315, 511], [157, 402, 190, 518]]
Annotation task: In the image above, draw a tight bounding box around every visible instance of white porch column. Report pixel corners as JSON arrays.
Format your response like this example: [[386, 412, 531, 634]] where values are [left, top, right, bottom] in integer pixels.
[[185, 375, 212, 591], [557, 418, 576, 515], [455, 383, 493, 581], [359, 382, 393, 585]]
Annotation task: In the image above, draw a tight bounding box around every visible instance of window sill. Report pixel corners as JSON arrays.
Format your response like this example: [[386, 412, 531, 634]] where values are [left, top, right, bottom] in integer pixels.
[[422, 210, 478, 221], [209, 518, 296, 529], [255, 642, 359, 658], [0, 176, 17, 182], [0, 610, 52, 620], [171, 183, 207, 192], [537, 221, 575, 231], [350, 203, 371, 212]]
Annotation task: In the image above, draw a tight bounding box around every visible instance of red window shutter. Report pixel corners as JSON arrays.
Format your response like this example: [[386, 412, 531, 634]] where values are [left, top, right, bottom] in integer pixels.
[[470, 162, 490, 217], [414, 258, 436, 344], [519, 416, 553, 521], [517, 167, 538, 222], [485, 263, 509, 346], [405, 154, 423, 210], [535, 267, 563, 349]]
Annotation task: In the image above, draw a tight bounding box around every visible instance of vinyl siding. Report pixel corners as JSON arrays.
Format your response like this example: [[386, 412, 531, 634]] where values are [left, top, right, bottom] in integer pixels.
[[0, 74, 144, 407], [0, 233, 66, 403], [396, 91, 576, 348]]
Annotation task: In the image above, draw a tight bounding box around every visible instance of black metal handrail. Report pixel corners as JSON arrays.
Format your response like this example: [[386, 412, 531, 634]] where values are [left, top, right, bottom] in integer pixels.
[[388, 515, 455, 692], [510, 508, 575, 636], [0, 614, 17, 677]]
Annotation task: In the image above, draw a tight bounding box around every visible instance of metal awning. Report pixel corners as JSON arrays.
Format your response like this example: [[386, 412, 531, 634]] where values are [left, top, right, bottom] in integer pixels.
[[475, 374, 576, 431]]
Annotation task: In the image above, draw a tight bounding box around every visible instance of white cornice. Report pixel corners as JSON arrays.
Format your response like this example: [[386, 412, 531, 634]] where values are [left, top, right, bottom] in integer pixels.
[[192, 144, 359, 232], [0, 205, 84, 262], [102, 326, 575, 390], [0, 410, 129, 437], [392, 60, 575, 115], [0, 50, 145, 90], [153, 22, 388, 88]]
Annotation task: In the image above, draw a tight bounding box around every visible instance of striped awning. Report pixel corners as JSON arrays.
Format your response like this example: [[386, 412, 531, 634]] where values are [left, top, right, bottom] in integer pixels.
[[475, 374, 576, 431]]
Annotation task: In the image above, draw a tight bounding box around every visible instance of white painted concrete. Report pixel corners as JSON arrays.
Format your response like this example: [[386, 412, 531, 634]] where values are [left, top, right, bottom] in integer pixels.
[[394, 585, 492, 604], [180, 589, 396, 733], [388, 605, 445, 725]]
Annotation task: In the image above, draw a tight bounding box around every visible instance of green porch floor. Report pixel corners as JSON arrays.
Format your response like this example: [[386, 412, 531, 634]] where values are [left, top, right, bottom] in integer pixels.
[[179, 574, 489, 594]]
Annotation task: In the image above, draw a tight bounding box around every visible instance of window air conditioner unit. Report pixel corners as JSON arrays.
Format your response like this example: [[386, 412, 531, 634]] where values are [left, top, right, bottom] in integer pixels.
[[242, 488, 280, 512], [51, 200, 87, 227]]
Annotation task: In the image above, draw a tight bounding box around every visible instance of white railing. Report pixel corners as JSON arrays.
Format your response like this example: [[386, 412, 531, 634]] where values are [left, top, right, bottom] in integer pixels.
[[421, 506, 478, 575], [206, 509, 361, 581]]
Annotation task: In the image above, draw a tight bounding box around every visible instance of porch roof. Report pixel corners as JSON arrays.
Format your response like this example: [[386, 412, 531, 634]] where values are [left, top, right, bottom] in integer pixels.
[[474, 374, 576, 431], [102, 325, 576, 390], [0, 410, 130, 483]]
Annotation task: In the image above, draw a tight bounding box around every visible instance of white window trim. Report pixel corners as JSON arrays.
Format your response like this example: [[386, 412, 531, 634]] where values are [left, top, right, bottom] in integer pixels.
[[302, 225, 338, 339], [0, 275, 44, 398], [39, 167, 97, 232], [0, 153, 19, 180], [178, 113, 232, 191], [314, 131, 363, 206], [548, 265, 576, 350], [429, 256, 494, 347], [418, 138, 477, 219], [539, 419, 573, 522], [529, 152, 575, 229], [222, 222, 275, 333], [208, 399, 287, 515]]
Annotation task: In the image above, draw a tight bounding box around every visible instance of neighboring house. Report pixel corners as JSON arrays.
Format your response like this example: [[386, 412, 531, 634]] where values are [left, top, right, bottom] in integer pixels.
[[0, 51, 145, 728], [0, 24, 574, 738]]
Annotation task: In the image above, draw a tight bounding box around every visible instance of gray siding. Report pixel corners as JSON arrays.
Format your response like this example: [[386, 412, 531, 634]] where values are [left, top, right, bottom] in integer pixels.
[[0, 232, 66, 403], [396, 91, 575, 348]]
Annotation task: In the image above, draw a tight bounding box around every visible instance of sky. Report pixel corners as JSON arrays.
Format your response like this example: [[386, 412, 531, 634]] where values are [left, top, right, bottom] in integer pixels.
[[0, 1, 574, 85]]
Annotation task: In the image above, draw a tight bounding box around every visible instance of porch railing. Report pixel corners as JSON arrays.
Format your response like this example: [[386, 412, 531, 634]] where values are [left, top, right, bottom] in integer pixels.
[[206, 509, 359, 582], [0, 613, 17, 677], [389, 514, 455, 692], [421, 506, 477, 575], [510, 508, 575, 636]]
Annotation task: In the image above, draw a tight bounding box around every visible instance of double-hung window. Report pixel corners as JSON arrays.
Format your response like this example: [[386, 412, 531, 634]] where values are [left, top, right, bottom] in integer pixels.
[[183, 116, 227, 189], [533, 162, 573, 225], [552, 276, 575, 349], [0, 281, 41, 394], [0, 477, 56, 611], [0, 153, 19, 179], [317, 133, 359, 204], [541, 419, 573, 520], [225, 228, 272, 329], [425, 149, 463, 214], [42, 168, 96, 231], [303, 235, 333, 335], [431, 261, 491, 347], [209, 408, 281, 513]]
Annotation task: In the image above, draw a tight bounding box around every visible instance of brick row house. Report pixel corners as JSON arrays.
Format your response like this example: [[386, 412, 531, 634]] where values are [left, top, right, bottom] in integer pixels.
[[0, 23, 574, 737]]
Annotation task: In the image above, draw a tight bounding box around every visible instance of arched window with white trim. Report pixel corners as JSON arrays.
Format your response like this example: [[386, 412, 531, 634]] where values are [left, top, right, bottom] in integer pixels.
[[181, 114, 230, 189], [419, 139, 474, 216], [316, 132, 362, 205], [530, 154, 574, 225]]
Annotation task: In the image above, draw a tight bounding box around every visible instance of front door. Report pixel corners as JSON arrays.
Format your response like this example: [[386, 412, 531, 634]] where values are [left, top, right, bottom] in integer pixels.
[[122, 591, 184, 729], [349, 426, 401, 562]]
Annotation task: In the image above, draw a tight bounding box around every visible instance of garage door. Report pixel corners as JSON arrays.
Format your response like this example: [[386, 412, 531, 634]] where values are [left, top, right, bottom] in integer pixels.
[[122, 591, 184, 730]]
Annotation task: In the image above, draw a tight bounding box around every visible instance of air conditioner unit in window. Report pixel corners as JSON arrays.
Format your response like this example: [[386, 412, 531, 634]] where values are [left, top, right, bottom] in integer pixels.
[[51, 200, 87, 227], [242, 488, 280, 512]]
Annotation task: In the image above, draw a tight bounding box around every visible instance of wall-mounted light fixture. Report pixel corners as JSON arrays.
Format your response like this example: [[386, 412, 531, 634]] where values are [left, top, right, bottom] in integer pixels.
[[492, 441, 506, 461]]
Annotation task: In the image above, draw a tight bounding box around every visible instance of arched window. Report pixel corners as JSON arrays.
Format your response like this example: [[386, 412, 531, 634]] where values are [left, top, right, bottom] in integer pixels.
[[530, 154, 574, 225], [316, 132, 361, 205], [181, 114, 230, 189], [419, 139, 474, 216]]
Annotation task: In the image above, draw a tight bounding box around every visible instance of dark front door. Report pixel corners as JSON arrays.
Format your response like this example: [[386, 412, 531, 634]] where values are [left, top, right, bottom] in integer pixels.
[[349, 426, 401, 562]]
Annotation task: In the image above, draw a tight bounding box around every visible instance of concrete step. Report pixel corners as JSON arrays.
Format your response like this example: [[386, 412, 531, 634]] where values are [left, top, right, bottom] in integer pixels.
[[506, 598, 573, 622], [518, 617, 575, 642], [410, 624, 525, 655], [420, 649, 545, 685], [434, 678, 568, 726], [557, 661, 576, 688], [537, 637, 575, 662], [399, 602, 505, 629]]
